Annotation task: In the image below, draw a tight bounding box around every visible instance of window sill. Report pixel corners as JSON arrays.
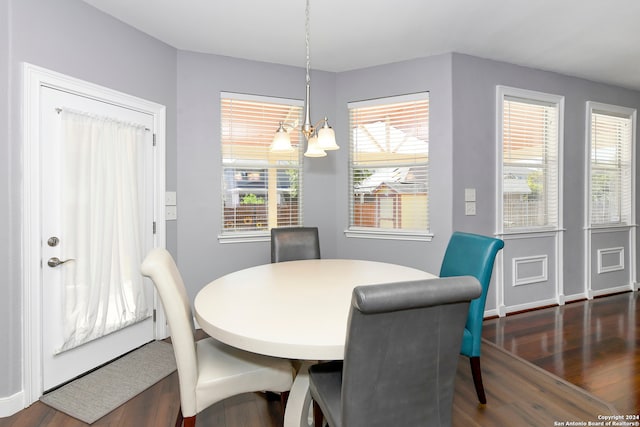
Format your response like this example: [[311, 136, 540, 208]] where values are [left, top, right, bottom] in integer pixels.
[[218, 232, 270, 244], [496, 227, 564, 237], [344, 228, 433, 242], [586, 224, 636, 232]]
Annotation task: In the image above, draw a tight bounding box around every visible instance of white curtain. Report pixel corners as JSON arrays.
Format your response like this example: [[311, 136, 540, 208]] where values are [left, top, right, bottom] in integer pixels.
[[57, 109, 151, 353]]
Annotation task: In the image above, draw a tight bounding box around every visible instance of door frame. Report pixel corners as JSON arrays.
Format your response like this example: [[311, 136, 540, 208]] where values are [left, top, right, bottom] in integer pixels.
[[21, 63, 167, 405]]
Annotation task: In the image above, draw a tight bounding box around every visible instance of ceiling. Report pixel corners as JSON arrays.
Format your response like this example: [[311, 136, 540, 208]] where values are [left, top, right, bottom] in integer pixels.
[[82, 0, 640, 91]]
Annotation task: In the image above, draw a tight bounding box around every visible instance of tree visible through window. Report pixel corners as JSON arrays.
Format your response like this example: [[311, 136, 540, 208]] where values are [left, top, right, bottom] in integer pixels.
[[220, 93, 303, 237], [348, 93, 429, 238]]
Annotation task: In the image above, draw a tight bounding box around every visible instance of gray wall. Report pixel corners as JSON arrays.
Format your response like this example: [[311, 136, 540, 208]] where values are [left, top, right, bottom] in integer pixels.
[[176, 51, 339, 298], [333, 54, 455, 275], [451, 53, 640, 306], [1, 0, 16, 400], [2, 0, 177, 401], [174, 52, 455, 302]]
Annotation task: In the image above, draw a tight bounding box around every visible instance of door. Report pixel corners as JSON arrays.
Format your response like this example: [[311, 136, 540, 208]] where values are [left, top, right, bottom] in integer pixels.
[[40, 86, 156, 390]]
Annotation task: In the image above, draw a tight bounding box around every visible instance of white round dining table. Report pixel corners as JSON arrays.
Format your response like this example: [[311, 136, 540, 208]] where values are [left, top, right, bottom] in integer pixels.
[[194, 258, 436, 427]]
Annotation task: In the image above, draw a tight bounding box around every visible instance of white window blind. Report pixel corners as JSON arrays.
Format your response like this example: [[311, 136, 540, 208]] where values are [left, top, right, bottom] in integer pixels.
[[220, 93, 303, 237], [348, 93, 429, 238], [589, 106, 634, 226], [502, 95, 560, 230]]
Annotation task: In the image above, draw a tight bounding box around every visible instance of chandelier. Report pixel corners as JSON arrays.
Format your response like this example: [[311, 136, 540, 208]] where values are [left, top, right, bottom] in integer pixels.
[[270, 0, 339, 157]]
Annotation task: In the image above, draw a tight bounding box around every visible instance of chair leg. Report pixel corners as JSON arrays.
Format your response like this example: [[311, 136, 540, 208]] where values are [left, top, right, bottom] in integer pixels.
[[312, 400, 324, 427], [175, 406, 196, 427], [280, 391, 290, 409], [470, 356, 487, 404]]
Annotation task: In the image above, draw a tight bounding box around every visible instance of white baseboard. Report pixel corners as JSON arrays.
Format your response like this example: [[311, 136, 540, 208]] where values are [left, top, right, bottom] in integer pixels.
[[0, 390, 25, 418], [564, 292, 588, 303], [589, 284, 634, 299], [484, 308, 500, 318], [501, 297, 559, 316]]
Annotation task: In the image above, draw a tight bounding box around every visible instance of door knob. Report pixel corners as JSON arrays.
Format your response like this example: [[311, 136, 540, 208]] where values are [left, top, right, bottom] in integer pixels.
[[47, 257, 75, 268]]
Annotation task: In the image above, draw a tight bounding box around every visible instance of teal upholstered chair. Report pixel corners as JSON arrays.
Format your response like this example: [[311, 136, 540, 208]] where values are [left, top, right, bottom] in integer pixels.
[[439, 231, 504, 404]]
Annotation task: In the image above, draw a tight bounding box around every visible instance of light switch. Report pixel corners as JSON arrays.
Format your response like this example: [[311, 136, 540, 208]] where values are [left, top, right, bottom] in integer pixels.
[[166, 205, 177, 220], [465, 201, 476, 216], [464, 188, 476, 202], [165, 191, 177, 206]]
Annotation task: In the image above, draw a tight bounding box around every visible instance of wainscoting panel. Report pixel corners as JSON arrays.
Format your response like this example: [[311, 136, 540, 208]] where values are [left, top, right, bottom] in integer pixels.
[[512, 255, 548, 286], [588, 229, 633, 296], [499, 233, 559, 314], [597, 247, 624, 274]]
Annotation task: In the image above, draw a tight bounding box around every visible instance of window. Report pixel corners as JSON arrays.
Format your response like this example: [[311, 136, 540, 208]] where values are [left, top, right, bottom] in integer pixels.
[[220, 93, 303, 240], [587, 102, 635, 226], [347, 93, 429, 240], [498, 87, 563, 231]]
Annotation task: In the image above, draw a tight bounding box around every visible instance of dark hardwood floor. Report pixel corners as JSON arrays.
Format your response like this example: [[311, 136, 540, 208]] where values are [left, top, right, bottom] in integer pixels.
[[483, 290, 640, 414], [1, 290, 637, 426]]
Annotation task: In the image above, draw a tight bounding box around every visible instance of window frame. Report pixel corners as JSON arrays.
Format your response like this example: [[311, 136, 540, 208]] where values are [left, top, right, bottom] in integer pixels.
[[345, 92, 431, 242], [496, 86, 564, 235], [218, 92, 304, 243], [585, 101, 636, 228]]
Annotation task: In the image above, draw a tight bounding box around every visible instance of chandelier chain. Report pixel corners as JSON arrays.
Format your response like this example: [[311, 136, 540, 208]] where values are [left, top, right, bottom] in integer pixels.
[[270, 0, 337, 155], [305, 0, 310, 85]]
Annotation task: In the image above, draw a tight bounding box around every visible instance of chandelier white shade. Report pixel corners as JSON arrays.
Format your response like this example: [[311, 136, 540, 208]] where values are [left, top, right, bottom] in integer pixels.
[[270, 122, 294, 152], [270, 0, 339, 157], [304, 134, 327, 157], [317, 118, 339, 150]]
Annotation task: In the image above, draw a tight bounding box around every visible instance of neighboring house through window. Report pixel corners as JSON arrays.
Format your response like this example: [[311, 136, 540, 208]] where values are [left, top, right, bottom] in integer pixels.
[[499, 88, 561, 231], [347, 92, 430, 240], [220, 93, 303, 240]]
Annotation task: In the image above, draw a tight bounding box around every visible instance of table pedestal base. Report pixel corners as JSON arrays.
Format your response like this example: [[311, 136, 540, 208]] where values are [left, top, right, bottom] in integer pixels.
[[284, 361, 315, 427]]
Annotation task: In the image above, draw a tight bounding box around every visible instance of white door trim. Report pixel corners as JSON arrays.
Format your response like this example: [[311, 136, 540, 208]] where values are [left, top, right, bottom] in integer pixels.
[[21, 63, 167, 406]]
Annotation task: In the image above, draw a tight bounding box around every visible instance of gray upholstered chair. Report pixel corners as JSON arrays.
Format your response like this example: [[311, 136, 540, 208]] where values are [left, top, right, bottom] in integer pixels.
[[141, 248, 294, 427], [270, 226, 321, 263], [309, 276, 481, 427]]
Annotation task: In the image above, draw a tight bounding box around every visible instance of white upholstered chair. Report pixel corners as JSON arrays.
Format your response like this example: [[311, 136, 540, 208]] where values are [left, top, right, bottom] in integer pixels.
[[141, 248, 294, 427]]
